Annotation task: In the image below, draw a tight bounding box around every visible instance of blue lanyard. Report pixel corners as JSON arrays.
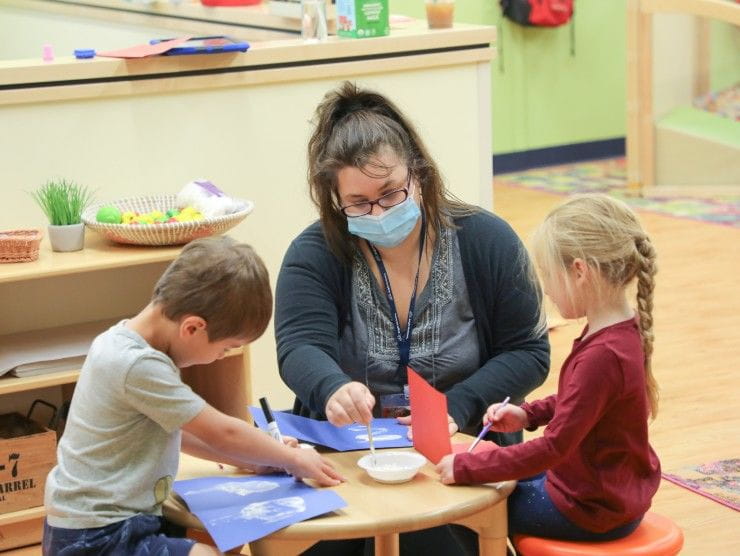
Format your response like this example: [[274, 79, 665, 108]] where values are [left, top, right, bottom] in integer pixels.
[[368, 217, 426, 385]]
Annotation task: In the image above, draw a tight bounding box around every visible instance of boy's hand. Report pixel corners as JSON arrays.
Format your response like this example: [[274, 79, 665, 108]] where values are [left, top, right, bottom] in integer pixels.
[[325, 382, 375, 426], [284, 447, 345, 486], [483, 403, 528, 432], [281, 435, 299, 448], [244, 436, 300, 474], [435, 454, 457, 484]]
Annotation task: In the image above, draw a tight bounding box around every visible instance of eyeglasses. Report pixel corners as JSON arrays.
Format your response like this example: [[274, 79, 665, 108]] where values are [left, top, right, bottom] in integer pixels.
[[340, 173, 412, 218]]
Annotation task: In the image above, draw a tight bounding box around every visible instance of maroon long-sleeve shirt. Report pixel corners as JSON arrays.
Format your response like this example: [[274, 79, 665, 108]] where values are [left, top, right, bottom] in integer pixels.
[[454, 318, 661, 533]]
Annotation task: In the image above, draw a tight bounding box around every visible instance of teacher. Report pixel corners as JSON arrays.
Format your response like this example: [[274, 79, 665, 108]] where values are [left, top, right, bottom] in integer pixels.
[[275, 81, 549, 446]]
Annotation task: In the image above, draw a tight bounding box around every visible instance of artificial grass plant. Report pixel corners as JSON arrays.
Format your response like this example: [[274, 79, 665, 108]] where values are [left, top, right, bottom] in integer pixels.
[[31, 179, 94, 226]]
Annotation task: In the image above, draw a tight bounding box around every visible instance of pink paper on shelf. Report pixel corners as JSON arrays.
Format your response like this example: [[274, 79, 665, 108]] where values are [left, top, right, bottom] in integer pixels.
[[97, 37, 191, 59], [408, 366, 452, 464]]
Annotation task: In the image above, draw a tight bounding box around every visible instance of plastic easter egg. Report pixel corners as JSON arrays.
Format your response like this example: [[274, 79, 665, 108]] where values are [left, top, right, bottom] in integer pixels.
[[122, 211, 136, 224], [96, 206, 123, 224]]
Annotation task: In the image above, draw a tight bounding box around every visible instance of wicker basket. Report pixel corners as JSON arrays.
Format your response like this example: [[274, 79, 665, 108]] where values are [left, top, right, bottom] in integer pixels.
[[0, 229, 43, 263], [82, 195, 254, 246]]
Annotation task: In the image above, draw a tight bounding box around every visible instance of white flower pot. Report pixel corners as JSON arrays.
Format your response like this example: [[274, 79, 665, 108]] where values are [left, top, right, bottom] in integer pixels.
[[48, 223, 85, 252]]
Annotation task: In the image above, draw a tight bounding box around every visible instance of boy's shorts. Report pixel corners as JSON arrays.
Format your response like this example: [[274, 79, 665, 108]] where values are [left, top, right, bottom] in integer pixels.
[[43, 514, 196, 556]]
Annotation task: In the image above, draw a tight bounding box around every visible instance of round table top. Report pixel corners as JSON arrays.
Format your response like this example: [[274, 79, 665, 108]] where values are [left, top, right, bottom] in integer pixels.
[[165, 444, 514, 542]]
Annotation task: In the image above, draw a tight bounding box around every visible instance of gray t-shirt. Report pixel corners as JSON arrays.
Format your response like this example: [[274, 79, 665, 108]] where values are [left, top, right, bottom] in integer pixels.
[[340, 226, 480, 402], [45, 321, 206, 529]]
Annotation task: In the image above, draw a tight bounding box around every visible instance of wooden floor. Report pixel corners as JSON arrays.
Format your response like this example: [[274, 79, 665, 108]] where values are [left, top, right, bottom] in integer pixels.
[[3, 184, 738, 555]]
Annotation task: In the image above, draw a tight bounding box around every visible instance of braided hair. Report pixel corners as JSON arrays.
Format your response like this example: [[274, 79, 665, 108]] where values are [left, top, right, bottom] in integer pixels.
[[532, 194, 659, 417]]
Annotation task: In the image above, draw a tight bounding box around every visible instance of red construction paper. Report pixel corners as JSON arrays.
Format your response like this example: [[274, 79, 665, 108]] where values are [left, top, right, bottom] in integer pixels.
[[408, 367, 451, 464], [97, 37, 191, 59]]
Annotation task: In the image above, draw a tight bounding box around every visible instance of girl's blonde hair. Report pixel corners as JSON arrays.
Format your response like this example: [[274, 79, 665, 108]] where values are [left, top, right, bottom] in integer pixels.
[[532, 194, 659, 417]]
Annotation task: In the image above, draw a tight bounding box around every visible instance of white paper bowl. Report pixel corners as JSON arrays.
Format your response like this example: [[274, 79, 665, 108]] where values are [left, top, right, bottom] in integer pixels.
[[357, 451, 427, 484]]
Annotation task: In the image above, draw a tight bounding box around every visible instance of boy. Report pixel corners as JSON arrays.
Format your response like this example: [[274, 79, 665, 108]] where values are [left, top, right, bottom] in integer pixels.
[[43, 237, 343, 556]]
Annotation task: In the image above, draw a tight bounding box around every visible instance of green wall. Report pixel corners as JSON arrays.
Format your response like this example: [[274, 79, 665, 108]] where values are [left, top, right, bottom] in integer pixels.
[[392, 1, 627, 155], [711, 20, 740, 91]]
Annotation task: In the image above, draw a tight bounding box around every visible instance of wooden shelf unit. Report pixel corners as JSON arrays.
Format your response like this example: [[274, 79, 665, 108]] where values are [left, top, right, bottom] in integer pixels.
[[0, 347, 245, 397]]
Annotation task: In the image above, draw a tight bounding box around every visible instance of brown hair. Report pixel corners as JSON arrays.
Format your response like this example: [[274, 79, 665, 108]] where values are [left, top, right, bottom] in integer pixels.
[[307, 81, 474, 262], [152, 236, 272, 342], [532, 194, 659, 417]]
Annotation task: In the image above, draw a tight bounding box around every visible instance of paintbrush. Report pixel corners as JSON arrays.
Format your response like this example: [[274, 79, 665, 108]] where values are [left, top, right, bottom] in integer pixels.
[[468, 396, 510, 453], [367, 420, 376, 465]]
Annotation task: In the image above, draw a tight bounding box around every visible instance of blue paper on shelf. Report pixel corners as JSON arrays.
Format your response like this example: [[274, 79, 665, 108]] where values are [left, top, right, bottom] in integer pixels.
[[149, 36, 249, 56], [249, 406, 413, 452]]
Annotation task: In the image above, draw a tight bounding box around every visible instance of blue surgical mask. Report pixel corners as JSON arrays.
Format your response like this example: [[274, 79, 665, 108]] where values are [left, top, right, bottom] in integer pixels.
[[347, 196, 421, 248]]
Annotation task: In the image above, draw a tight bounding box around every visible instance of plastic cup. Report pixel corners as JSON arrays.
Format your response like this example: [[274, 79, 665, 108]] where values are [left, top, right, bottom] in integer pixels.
[[425, 0, 454, 30], [302, 0, 328, 42]]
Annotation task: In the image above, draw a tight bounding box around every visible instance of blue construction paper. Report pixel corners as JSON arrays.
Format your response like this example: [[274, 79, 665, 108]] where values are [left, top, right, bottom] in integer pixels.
[[249, 407, 413, 451], [174, 475, 346, 552]]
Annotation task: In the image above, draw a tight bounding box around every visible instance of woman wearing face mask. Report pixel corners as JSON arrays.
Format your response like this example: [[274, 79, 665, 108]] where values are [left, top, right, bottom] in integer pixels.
[[277, 79, 548, 439], [275, 81, 549, 553]]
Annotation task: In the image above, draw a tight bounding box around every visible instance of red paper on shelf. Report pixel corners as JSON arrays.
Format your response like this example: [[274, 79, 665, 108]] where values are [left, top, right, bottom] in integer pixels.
[[97, 37, 191, 59], [408, 366, 452, 464]]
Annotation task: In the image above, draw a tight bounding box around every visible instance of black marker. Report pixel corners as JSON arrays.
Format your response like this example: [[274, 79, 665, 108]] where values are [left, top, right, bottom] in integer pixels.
[[259, 397, 284, 443]]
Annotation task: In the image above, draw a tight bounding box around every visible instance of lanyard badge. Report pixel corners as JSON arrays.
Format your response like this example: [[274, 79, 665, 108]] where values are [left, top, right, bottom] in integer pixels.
[[368, 216, 426, 412]]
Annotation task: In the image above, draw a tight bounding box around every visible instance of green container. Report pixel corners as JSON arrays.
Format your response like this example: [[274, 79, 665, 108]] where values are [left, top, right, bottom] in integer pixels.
[[336, 0, 390, 38]]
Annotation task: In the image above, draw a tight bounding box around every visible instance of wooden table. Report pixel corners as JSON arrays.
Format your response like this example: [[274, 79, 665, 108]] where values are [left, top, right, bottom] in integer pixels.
[[165, 447, 515, 556]]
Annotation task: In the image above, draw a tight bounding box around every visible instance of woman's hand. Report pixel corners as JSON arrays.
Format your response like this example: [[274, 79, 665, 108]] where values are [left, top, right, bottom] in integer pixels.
[[325, 382, 375, 426], [483, 403, 528, 433], [397, 413, 459, 438], [435, 454, 457, 485]]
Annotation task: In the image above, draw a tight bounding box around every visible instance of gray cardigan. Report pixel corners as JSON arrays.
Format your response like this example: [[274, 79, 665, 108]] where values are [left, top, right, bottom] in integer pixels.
[[274, 209, 550, 446]]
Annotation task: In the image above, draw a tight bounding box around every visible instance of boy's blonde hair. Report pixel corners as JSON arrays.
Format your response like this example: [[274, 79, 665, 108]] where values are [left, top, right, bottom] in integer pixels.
[[152, 236, 272, 342], [532, 194, 659, 417]]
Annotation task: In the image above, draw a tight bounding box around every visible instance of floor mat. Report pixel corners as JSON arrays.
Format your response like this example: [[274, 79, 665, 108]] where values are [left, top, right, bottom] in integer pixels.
[[494, 158, 740, 228], [662, 459, 739, 512]]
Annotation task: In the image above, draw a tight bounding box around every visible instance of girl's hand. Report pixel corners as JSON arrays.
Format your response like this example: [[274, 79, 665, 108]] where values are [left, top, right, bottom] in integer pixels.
[[435, 454, 457, 484], [397, 413, 459, 439], [326, 382, 375, 426], [284, 447, 345, 487], [483, 403, 528, 433]]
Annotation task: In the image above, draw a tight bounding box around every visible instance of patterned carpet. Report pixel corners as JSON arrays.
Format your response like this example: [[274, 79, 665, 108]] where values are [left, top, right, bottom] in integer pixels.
[[662, 459, 740, 512], [494, 158, 740, 229]]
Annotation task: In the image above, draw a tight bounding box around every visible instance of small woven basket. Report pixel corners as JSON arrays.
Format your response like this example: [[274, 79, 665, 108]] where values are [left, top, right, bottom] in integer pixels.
[[0, 229, 43, 263], [82, 195, 254, 246]]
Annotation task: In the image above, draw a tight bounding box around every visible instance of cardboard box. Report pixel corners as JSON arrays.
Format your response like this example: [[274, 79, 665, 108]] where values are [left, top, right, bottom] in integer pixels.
[[0, 413, 56, 515], [336, 0, 389, 38]]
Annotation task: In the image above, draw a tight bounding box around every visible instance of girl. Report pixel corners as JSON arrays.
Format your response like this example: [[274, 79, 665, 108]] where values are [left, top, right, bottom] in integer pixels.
[[436, 194, 661, 542]]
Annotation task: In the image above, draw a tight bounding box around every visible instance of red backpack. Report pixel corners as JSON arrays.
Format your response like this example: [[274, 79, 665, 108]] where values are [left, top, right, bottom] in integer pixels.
[[500, 0, 574, 27]]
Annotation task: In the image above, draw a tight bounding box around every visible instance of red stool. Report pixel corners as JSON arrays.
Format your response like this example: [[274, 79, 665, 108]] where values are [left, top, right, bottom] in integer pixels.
[[513, 512, 684, 556]]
